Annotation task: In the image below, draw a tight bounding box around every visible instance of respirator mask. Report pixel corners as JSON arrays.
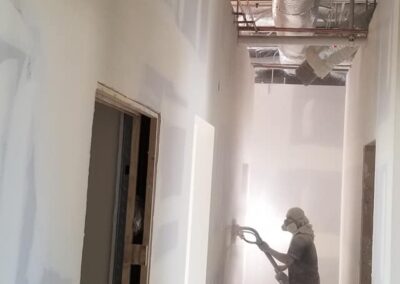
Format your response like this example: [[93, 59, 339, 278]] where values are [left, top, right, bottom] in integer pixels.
[[282, 218, 298, 234]]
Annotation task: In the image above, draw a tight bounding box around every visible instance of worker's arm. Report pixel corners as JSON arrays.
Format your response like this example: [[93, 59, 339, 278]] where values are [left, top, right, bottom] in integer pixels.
[[258, 241, 294, 266], [276, 264, 289, 272]]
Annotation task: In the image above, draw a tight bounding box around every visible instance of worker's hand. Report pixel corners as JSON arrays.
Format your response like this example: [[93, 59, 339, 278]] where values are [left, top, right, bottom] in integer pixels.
[[275, 265, 288, 272], [275, 271, 289, 283], [257, 240, 270, 252]]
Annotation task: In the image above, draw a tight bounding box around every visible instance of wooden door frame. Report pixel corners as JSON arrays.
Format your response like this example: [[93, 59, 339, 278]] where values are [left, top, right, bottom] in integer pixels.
[[359, 141, 376, 284], [95, 82, 160, 284]]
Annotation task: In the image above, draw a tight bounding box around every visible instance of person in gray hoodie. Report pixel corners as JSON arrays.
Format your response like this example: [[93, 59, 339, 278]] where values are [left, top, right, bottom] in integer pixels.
[[258, 207, 320, 284]]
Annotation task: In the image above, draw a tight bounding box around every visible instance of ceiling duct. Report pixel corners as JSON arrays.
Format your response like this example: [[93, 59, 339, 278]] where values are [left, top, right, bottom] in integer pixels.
[[273, 0, 320, 65], [273, 0, 359, 85], [232, 0, 377, 86], [296, 45, 357, 85]]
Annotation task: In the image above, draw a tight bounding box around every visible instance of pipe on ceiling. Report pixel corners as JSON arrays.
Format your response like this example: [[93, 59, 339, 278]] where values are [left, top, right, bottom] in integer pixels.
[[239, 35, 366, 46], [273, 0, 320, 64], [250, 57, 352, 68]]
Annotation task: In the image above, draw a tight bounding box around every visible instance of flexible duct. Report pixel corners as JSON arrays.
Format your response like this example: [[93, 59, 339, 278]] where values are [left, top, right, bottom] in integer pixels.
[[273, 0, 359, 83], [273, 0, 320, 65], [295, 46, 357, 85], [305, 46, 357, 78]]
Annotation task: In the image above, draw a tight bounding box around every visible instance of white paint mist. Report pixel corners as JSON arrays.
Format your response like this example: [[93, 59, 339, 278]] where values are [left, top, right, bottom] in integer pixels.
[[242, 84, 346, 284]]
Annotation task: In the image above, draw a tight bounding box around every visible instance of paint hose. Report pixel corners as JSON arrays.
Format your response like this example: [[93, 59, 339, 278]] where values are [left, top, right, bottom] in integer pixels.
[[235, 225, 289, 284]]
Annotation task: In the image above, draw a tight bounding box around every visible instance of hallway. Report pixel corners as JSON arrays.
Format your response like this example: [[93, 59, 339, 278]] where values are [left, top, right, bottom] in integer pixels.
[[1, 0, 400, 284]]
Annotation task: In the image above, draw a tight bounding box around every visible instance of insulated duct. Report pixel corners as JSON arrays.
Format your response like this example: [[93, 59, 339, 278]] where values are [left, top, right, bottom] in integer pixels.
[[295, 45, 357, 85], [306, 46, 357, 78], [273, 0, 359, 85], [273, 0, 320, 64]]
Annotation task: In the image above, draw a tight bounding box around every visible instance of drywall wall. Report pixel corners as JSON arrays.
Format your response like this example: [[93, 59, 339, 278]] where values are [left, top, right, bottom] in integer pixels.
[[205, 12, 255, 283], [0, 0, 254, 283], [240, 84, 346, 284], [80, 102, 121, 284], [0, 1, 109, 283], [102, 1, 254, 283], [340, 1, 400, 283], [185, 116, 215, 284]]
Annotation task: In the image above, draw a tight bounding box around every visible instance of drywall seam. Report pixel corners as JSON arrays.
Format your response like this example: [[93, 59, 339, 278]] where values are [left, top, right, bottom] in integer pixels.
[[0, 1, 32, 53]]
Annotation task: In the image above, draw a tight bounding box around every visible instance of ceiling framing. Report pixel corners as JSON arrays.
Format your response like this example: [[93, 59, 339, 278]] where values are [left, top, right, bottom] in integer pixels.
[[230, 0, 377, 85]]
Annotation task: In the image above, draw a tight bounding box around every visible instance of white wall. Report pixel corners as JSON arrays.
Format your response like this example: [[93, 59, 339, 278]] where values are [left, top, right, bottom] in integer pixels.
[[340, 1, 400, 283], [240, 84, 346, 284], [205, 27, 255, 284], [185, 116, 214, 284], [0, 0, 254, 283]]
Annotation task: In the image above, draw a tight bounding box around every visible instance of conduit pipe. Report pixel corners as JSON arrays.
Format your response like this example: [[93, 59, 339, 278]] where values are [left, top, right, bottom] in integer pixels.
[[238, 26, 368, 34], [239, 35, 366, 46], [250, 56, 352, 68], [253, 63, 350, 71]]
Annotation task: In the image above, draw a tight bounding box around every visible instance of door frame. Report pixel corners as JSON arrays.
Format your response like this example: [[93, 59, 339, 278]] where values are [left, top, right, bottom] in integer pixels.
[[95, 82, 160, 284], [359, 141, 376, 284]]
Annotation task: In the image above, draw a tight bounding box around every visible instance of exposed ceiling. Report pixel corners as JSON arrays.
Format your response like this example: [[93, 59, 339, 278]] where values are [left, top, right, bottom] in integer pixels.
[[231, 0, 377, 86]]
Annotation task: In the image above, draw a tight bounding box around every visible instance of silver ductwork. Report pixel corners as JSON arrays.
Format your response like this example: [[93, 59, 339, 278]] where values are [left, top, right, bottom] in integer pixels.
[[305, 46, 357, 78], [232, 0, 376, 86], [273, 0, 320, 65], [273, 0, 358, 84]]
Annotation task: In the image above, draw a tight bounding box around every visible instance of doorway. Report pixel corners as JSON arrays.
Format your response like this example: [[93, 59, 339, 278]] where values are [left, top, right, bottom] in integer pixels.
[[80, 84, 159, 284], [359, 142, 376, 284]]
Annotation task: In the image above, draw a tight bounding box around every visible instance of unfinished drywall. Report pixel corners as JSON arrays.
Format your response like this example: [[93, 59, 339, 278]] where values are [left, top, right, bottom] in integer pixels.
[[0, 0, 254, 283], [340, 1, 400, 283], [239, 84, 345, 284], [205, 12, 255, 283], [0, 1, 109, 283], [184, 116, 215, 284]]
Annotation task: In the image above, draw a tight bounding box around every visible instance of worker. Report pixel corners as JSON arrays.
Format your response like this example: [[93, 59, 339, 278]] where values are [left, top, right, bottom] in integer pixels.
[[257, 207, 320, 284]]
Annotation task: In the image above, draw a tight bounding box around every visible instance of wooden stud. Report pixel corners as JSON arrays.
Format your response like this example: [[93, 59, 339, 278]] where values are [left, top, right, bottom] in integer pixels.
[[95, 82, 160, 284], [140, 117, 160, 284], [121, 116, 141, 284], [96, 82, 158, 119]]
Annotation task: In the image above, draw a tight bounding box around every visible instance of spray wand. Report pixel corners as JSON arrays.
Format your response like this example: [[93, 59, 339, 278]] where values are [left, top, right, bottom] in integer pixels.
[[234, 225, 289, 284]]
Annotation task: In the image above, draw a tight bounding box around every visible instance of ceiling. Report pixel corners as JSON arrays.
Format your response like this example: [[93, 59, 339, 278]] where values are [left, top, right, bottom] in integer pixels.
[[230, 0, 377, 85]]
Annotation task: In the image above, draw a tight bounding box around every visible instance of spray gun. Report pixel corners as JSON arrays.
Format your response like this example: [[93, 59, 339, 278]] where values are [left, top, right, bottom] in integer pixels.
[[234, 225, 289, 284]]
